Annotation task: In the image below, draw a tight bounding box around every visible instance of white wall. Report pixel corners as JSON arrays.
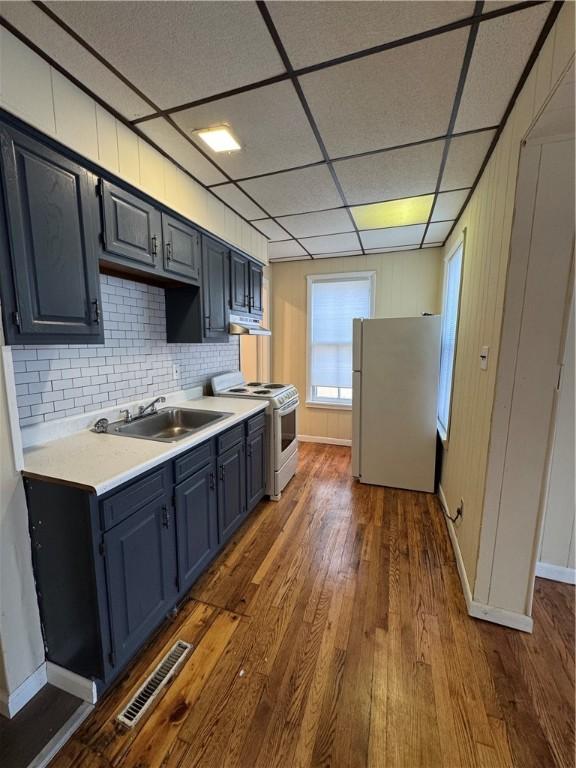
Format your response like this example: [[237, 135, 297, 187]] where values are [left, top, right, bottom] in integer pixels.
[[0, 27, 268, 265], [0, 323, 45, 716], [538, 293, 575, 581]]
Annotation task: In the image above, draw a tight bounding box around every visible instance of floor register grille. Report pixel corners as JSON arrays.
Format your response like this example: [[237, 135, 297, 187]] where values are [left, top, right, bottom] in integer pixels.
[[116, 640, 192, 729]]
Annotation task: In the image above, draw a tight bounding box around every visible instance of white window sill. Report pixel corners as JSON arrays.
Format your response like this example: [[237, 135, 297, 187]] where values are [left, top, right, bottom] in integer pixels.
[[438, 425, 449, 449], [306, 400, 352, 411]]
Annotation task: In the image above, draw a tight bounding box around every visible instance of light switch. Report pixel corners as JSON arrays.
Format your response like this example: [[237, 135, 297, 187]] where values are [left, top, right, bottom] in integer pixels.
[[480, 346, 489, 371]]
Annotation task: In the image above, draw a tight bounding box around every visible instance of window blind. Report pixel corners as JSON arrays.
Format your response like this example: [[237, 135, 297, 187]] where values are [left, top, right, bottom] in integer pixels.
[[309, 276, 372, 393], [438, 245, 463, 437]]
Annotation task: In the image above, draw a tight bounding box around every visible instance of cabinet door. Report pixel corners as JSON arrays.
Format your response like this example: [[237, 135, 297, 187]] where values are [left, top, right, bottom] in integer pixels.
[[217, 442, 246, 544], [230, 251, 249, 313], [246, 428, 266, 512], [104, 498, 177, 670], [101, 180, 162, 269], [162, 213, 201, 283], [175, 462, 218, 592], [249, 262, 263, 316], [201, 235, 229, 341], [0, 127, 103, 342]]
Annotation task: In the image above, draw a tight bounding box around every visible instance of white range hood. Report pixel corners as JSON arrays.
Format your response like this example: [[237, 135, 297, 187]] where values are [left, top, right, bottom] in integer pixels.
[[228, 314, 271, 336]]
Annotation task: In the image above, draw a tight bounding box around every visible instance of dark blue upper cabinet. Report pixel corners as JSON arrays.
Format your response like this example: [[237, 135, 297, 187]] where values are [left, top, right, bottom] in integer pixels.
[[230, 251, 250, 313], [201, 235, 230, 342], [249, 260, 263, 317], [162, 213, 201, 283], [100, 180, 162, 271], [0, 126, 103, 344]]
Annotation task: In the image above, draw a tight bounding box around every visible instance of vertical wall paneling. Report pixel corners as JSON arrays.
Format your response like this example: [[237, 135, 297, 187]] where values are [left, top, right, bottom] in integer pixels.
[[439, 2, 575, 598], [0, 27, 267, 264]]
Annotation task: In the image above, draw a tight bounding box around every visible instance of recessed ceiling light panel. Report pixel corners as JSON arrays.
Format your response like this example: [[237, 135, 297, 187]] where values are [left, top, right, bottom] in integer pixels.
[[196, 125, 241, 152], [351, 195, 434, 229]]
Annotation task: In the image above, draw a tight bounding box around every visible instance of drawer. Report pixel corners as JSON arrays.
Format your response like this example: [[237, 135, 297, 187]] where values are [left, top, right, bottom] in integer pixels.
[[100, 465, 170, 531], [174, 438, 214, 484], [217, 423, 244, 454], [246, 411, 266, 435]]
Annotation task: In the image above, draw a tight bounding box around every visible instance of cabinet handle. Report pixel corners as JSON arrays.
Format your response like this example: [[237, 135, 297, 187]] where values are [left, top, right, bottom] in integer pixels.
[[209, 471, 215, 490], [161, 504, 170, 528], [92, 299, 100, 324], [219, 465, 225, 480], [151, 234, 158, 260], [165, 241, 172, 262], [244, 294, 249, 308]]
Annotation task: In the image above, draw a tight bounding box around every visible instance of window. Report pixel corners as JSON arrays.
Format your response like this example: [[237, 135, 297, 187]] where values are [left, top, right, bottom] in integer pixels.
[[438, 243, 463, 439], [307, 272, 375, 406]]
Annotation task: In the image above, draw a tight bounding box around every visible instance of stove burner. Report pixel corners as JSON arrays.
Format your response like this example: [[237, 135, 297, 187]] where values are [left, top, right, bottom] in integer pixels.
[[229, 387, 248, 393], [263, 383, 285, 389], [247, 382, 262, 386], [254, 389, 271, 394]]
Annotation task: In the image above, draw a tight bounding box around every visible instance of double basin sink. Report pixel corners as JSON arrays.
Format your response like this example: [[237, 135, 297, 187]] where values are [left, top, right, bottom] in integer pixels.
[[106, 407, 232, 443]]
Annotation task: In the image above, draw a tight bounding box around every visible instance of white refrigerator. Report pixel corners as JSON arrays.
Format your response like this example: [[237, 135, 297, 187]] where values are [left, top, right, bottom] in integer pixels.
[[352, 316, 441, 493]]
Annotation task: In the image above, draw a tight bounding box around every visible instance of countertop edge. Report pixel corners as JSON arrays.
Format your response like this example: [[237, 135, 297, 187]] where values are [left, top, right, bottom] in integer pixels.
[[21, 399, 268, 496]]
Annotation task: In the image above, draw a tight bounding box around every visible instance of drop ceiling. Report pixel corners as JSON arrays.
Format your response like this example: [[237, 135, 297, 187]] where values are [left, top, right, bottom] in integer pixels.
[[0, 0, 557, 261]]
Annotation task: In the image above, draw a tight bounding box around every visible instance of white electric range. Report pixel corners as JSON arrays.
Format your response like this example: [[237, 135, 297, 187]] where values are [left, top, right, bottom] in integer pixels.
[[211, 372, 299, 500]]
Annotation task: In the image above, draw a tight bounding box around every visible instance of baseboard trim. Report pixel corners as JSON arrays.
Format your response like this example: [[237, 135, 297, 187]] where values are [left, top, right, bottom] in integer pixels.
[[437, 485, 534, 634], [0, 663, 47, 718], [536, 561, 576, 584], [46, 663, 98, 705], [28, 702, 93, 768], [298, 434, 352, 446]]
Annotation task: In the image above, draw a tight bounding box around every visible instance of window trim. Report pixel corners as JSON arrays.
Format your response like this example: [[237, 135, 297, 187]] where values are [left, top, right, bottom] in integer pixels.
[[306, 270, 376, 409], [438, 235, 465, 445]]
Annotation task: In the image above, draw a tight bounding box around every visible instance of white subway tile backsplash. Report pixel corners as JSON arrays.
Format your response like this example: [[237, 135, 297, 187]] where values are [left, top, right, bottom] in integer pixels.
[[12, 274, 240, 425]]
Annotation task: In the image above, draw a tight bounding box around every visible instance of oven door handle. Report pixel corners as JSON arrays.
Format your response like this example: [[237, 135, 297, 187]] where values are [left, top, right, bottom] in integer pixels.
[[277, 399, 299, 416]]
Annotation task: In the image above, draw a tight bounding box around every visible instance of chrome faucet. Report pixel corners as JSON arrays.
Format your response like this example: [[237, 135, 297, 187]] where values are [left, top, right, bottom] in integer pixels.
[[138, 396, 166, 417]]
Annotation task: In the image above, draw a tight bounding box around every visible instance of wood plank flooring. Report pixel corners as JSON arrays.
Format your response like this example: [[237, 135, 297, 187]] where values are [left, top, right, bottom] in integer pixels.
[[49, 443, 575, 768]]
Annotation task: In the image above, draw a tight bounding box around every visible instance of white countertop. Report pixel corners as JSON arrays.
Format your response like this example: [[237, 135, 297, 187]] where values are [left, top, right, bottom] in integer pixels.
[[21, 396, 267, 496]]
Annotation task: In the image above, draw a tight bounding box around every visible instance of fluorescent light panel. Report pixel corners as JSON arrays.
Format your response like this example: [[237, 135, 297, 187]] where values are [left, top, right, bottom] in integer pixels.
[[351, 195, 434, 229], [196, 126, 241, 152]]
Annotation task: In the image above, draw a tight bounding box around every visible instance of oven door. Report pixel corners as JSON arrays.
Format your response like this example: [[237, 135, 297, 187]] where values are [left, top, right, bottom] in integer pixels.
[[273, 398, 299, 469]]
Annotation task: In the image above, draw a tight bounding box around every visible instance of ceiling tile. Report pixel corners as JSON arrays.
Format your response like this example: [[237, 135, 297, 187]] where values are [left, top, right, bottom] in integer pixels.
[[441, 130, 496, 191], [172, 81, 322, 178], [424, 221, 454, 243], [313, 250, 363, 259], [276, 208, 352, 238], [352, 195, 434, 230], [138, 118, 226, 185], [1, 1, 151, 119], [431, 189, 470, 221], [335, 141, 444, 206], [251, 219, 290, 241], [269, 254, 310, 262], [299, 29, 468, 156], [268, 240, 308, 259], [483, 1, 550, 11], [46, 1, 285, 109], [240, 166, 342, 217], [268, 1, 474, 69], [299, 232, 360, 255], [211, 184, 267, 220], [360, 224, 426, 249], [455, 4, 551, 132]]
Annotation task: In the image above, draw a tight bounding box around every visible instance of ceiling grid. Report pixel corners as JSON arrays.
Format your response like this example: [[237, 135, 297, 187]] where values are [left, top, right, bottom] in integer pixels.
[[0, 0, 562, 261]]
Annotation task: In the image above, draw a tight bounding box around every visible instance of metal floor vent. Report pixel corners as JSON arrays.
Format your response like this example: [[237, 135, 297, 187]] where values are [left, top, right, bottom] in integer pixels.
[[116, 640, 192, 729]]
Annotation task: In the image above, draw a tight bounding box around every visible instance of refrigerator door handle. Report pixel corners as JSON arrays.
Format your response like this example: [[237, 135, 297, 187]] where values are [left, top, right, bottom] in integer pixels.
[[351, 370, 362, 478]]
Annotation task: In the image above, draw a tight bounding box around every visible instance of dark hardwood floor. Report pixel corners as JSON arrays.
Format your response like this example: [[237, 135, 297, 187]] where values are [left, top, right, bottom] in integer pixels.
[[48, 443, 575, 768]]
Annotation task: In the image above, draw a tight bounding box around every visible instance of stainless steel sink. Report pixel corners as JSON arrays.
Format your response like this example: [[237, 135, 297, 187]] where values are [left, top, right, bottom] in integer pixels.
[[107, 407, 232, 442]]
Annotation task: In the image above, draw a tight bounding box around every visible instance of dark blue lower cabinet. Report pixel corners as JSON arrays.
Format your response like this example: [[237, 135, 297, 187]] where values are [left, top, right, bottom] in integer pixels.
[[175, 461, 218, 593], [246, 427, 266, 512], [104, 496, 177, 671], [217, 441, 247, 544]]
